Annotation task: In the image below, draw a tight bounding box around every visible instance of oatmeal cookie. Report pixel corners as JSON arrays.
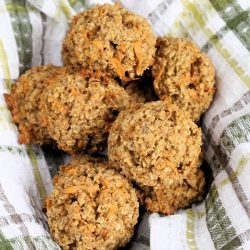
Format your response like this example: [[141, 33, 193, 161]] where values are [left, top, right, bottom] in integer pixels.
[[137, 170, 204, 215], [39, 69, 132, 154], [108, 101, 205, 214], [4, 65, 61, 144], [152, 37, 215, 122], [62, 3, 156, 81], [46, 155, 139, 250]]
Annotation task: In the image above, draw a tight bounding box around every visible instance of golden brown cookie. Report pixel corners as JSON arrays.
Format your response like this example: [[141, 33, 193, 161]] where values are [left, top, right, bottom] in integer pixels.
[[4, 65, 61, 144], [46, 155, 139, 250], [62, 3, 156, 81], [136, 170, 204, 215], [39, 69, 132, 154], [108, 101, 205, 214], [152, 37, 215, 122]]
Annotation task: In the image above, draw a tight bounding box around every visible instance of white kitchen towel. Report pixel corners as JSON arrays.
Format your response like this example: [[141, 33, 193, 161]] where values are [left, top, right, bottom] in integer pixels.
[[0, 0, 249, 249]]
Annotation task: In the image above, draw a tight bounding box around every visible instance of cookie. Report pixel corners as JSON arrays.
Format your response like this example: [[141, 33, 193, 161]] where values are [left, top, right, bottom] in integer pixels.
[[4, 65, 61, 144], [46, 155, 139, 250], [39, 69, 132, 154], [152, 37, 215, 122], [62, 3, 156, 81], [108, 101, 204, 214]]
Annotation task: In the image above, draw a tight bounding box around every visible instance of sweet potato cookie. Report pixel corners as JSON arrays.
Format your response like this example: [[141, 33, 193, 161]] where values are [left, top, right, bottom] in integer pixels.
[[39, 69, 132, 154], [62, 3, 156, 81], [152, 37, 215, 122], [137, 170, 204, 215], [4, 65, 60, 144], [46, 155, 139, 250], [108, 101, 205, 214]]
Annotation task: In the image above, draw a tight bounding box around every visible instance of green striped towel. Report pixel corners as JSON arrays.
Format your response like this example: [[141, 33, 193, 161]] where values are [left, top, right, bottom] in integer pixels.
[[0, 0, 249, 249]]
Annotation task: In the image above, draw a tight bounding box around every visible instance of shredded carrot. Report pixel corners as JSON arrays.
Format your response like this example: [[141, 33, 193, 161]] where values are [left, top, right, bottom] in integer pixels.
[[109, 57, 135, 81], [82, 32, 90, 48], [52, 101, 68, 114], [92, 40, 104, 52], [80, 68, 105, 78], [99, 176, 110, 188], [154, 63, 165, 88], [119, 41, 127, 53], [4, 94, 13, 110], [115, 49, 123, 62], [53, 175, 59, 185], [69, 88, 80, 97], [44, 197, 52, 208], [86, 224, 95, 233], [18, 124, 31, 144], [110, 57, 125, 80], [134, 41, 143, 75], [64, 186, 79, 194], [62, 166, 77, 175], [108, 204, 118, 216], [40, 115, 48, 127], [23, 80, 29, 92]]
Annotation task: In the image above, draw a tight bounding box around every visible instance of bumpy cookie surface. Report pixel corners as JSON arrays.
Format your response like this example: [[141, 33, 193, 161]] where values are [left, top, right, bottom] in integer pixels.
[[39, 69, 132, 154], [137, 169, 204, 215], [62, 3, 156, 81], [4, 65, 60, 144], [108, 101, 205, 214], [46, 155, 139, 250], [152, 37, 215, 122]]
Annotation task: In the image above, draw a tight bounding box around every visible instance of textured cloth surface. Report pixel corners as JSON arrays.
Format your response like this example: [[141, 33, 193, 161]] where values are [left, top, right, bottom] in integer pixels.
[[0, 0, 250, 249]]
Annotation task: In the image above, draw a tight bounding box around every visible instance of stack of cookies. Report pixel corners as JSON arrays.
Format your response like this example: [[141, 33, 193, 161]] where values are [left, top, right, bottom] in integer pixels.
[[5, 3, 215, 250]]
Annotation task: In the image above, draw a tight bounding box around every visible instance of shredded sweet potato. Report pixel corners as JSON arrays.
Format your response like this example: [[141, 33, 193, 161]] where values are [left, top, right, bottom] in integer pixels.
[[44, 197, 52, 208], [134, 41, 143, 75], [61, 166, 77, 175], [109, 57, 134, 82], [64, 186, 80, 194], [92, 40, 104, 52], [154, 62, 166, 88], [51, 100, 68, 114], [40, 114, 48, 127], [18, 124, 31, 144], [53, 175, 59, 185]]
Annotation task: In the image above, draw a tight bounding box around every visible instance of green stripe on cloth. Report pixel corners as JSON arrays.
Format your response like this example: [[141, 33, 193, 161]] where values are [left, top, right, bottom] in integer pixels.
[[4, 3, 36, 12], [6, 0, 32, 75], [0, 230, 13, 250], [210, 0, 250, 51], [0, 40, 12, 90], [26, 145, 46, 200], [0, 184, 35, 249], [220, 114, 250, 155], [182, 0, 250, 88], [218, 151, 250, 188], [206, 185, 238, 249], [68, 0, 76, 6], [210, 113, 250, 174], [59, 0, 73, 20], [208, 114, 250, 218], [203, 90, 250, 152], [202, 26, 227, 52], [186, 209, 198, 250], [2, 234, 60, 250]]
